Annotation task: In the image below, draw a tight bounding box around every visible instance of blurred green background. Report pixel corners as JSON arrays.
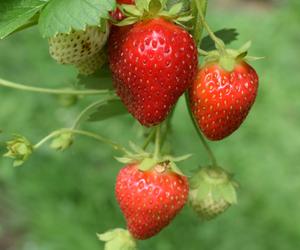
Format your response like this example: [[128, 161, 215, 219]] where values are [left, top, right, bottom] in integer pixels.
[[0, 0, 299, 249]]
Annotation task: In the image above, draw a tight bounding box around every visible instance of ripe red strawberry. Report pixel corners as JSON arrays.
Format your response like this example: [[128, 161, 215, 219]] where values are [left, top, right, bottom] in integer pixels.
[[189, 61, 258, 140], [115, 162, 189, 239], [109, 18, 198, 126], [110, 0, 135, 21]]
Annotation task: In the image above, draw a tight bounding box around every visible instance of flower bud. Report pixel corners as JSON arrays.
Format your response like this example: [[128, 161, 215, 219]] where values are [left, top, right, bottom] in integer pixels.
[[4, 135, 33, 167]]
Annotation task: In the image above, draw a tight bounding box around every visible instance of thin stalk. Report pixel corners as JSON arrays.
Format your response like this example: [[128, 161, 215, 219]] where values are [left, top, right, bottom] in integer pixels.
[[192, 0, 208, 45], [34, 128, 128, 154], [153, 125, 161, 160], [71, 95, 118, 129], [161, 108, 175, 148], [185, 93, 218, 167], [195, 1, 227, 55], [142, 128, 156, 150], [0, 78, 111, 96]]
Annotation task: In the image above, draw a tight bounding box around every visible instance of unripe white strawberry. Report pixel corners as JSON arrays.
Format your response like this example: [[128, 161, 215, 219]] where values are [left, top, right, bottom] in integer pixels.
[[49, 24, 109, 65], [75, 49, 107, 75], [189, 166, 238, 220]]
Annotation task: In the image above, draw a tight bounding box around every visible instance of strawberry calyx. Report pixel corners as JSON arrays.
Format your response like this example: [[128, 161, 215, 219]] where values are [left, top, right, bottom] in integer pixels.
[[202, 41, 261, 72], [114, 0, 193, 27], [115, 141, 190, 176], [189, 166, 238, 205], [98, 228, 137, 250]]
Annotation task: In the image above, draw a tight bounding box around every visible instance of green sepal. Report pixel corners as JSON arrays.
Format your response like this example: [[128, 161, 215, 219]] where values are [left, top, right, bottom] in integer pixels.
[[135, 0, 150, 12], [98, 228, 137, 250], [162, 154, 192, 162], [122, 4, 143, 16], [116, 0, 189, 27], [219, 183, 237, 204], [176, 15, 194, 22], [189, 166, 238, 204], [169, 161, 185, 176], [114, 157, 135, 164], [138, 157, 157, 171], [128, 141, 146, 155], [50, 132, 73, 151], [245, 56, 265, 61], [167, 2, 182, 15], [116, 16, 139, 26], [148, 0, 164, 15], [3, 135, 33, 167], [219, 55, 236, 72]]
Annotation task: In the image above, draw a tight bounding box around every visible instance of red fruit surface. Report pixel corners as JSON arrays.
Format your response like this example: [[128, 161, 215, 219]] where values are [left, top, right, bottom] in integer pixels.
[[189, 61, 259, 140], [108, 18, 198, 126], [115, 163, 189, 239], [110, 0, 135, 21]]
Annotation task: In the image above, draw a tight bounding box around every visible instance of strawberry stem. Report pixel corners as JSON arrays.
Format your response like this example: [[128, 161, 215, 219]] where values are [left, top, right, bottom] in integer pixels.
[[34, 128, 129, 154], [0, 77, 112, 96], [153, 125, 161, 160], [185, 92, 218, 167], [192, 0, 208, 45], [195, 2, 227, 56], [142, 128, 156, 150], [71, 96, 118, 129]]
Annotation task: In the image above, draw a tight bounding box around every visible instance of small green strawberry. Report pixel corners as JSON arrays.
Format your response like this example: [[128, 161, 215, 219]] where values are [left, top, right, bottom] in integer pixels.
[[49, 25, 109, 74], [189, 166, 237, 220]]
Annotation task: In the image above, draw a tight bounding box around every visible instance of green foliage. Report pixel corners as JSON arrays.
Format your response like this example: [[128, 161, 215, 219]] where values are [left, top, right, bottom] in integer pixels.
[[77, 65, 114, 90], [0, 0, 116, 39], [0, 0, 48, 39], [88, 99, 128, 122], [0, 1, 300, 250], [39, 0, 116, 37], [200, 28, 239, 51]]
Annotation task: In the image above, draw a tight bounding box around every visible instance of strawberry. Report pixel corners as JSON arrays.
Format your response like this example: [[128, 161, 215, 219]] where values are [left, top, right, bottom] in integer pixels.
[[109, 18, 198, 126], [48, 25, 109, 74], [189, 61, 258, 140], [189, 166, 237, 220], [115, 162, 189, 239], [75, 49, 106, 75], [110, 0, 135, 21]]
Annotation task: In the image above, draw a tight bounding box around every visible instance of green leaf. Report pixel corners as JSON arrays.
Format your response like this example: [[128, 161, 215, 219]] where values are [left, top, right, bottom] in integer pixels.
[[0, 0, 48, 39], [200, 28, 239, 51], [39, 0, 116, 37], [88, 99, 128, 122], [77, 64, 114, 90]]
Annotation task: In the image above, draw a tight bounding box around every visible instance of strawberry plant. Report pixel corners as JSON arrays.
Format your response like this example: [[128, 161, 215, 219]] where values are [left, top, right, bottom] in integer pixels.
[[0, 0, 262, 248]]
